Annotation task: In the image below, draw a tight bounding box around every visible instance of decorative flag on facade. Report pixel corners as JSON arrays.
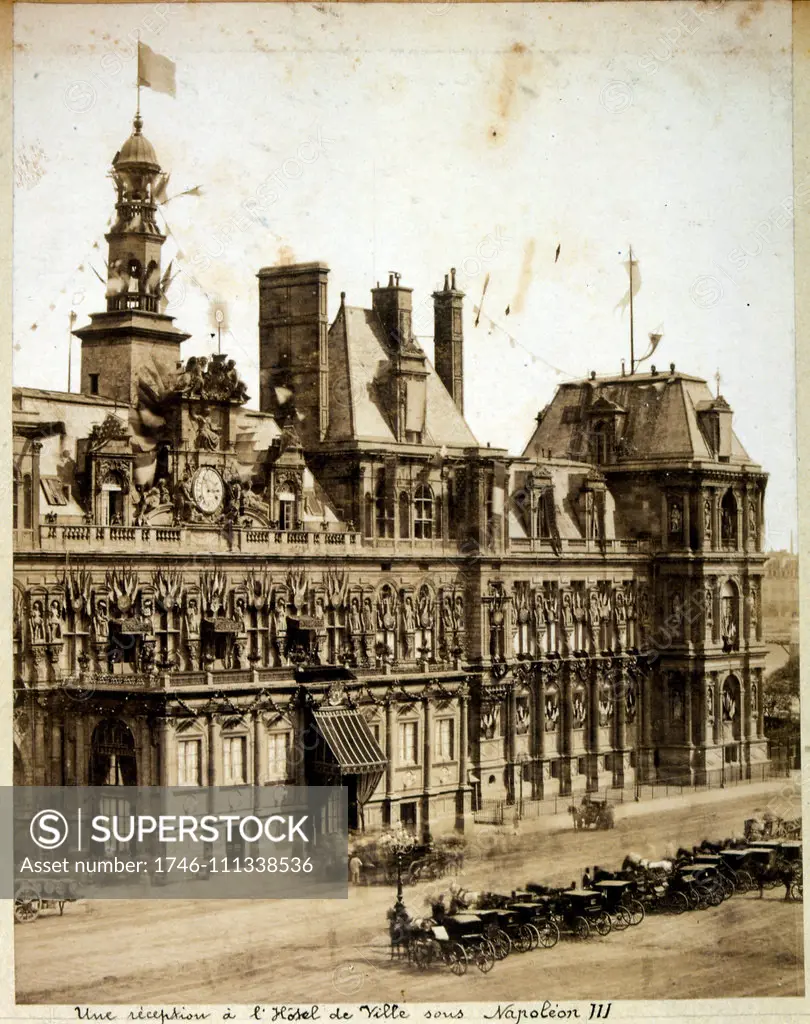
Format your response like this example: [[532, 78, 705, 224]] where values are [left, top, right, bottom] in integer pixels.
[[137, 43, 177, 98]]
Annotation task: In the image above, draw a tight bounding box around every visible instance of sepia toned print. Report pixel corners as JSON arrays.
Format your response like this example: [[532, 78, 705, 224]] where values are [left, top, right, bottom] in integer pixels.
[[10, 0, 802, 1008]]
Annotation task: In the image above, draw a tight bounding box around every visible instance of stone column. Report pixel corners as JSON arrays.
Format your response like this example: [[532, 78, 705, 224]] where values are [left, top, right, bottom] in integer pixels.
[[208, 716, 221, 787], [506, 683, 517, 801], [614, 668, 627, 788], [684, 673, 694, 750], [532, 670, 545, 799], [385, 698, 397, 822], [713, 674, 723, 748], [34, 706, 47, 785], [50, 714, 63, 786], [422, 697, 433, 841], [458, 691, 468, 786], [159, 720, 173, 787], [560, 665, 573, 795], [683, 493, 691, 550], [639, 671, 653, 783], [588, 666, 600, 791], [254, 712, 267, 787], [75, 714, 86, 786]]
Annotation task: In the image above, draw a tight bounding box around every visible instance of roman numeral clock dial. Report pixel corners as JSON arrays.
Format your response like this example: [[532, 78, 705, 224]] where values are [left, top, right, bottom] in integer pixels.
[[191, 466, 225, 514]]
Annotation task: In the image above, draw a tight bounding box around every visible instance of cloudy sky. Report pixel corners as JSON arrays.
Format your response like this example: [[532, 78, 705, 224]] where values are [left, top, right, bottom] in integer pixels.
[[13, 1, 796, 549]]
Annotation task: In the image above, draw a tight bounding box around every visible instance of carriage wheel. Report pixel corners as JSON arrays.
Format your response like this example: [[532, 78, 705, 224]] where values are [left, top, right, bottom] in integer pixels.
[[594, 911, 612, 936], [446, 943, 467, 976], [491, 929, 511, 960], [735, 870, 755, 894], [525, 923, 541, 950], [719, 878, 735, 900], [14, 889, 41, 924], [512, 925, 533, 954], [536, 919, 560, 949], [663, 891, 688, 915], [572, 915, 590, 940], [473, 943, 495, 974], [624, 899, 645, 926], [791, 881, 803, 902], [610, 907, 631, 931]]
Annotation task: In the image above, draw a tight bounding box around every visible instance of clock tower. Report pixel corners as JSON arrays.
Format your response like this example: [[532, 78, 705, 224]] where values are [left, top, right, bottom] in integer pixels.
[[73, 113, 189, 405]]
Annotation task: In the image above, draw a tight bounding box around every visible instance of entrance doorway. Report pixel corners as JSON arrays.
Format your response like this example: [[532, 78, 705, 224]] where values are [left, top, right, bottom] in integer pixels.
[[400, 801, 418, 834]]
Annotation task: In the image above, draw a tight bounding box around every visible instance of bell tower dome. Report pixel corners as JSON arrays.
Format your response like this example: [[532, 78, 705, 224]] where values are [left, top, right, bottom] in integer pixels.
[[73, 114, 189, 404]]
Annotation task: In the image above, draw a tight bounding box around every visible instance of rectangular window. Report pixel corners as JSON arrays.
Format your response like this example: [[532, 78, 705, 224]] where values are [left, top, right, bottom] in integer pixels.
[[223, 735, 247, 784], [177, 739, 201, 787], [399, 721, 419, 766], [268, 731, 292, 781], [279, 498, 295, 531], [435, 718, 455, 762], [89, 373, 99, 396], [370, 722, 382, 749]]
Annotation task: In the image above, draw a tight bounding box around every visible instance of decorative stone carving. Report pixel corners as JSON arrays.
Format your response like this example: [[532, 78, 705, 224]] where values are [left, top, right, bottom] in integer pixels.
[[174, 354, 249, 404]]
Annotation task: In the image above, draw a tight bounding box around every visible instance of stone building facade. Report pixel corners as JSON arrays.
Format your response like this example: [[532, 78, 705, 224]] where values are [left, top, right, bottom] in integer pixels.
[[12, 114, 770, 838]]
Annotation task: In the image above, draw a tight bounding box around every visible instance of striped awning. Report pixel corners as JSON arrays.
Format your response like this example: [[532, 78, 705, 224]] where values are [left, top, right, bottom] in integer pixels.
[[312, 708, 387, 775]]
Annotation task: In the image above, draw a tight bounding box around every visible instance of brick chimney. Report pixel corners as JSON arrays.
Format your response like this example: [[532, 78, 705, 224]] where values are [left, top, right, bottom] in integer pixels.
[[432, 267, 464, 413], [257, 262, 329, 447], [371, 272, 413, 349]]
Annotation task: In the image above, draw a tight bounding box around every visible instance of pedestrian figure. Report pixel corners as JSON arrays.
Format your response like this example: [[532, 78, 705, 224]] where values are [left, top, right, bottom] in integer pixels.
[[582, 870, 592, 889], [349, 853, 363, 885]]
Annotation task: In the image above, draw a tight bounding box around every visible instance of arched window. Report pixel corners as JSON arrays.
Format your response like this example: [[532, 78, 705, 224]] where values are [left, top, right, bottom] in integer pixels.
[[414, 484, 434, 539], [90, 718, 137, 786], [720, 579, 739, 651], [720, 490, 737, 549], [398, 492, 410, 539], [13, 467, 19, 530]]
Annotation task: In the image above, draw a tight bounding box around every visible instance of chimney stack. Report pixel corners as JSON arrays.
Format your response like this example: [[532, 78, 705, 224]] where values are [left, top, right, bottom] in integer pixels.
[[371, 271, 413, 349], [433, 267, 465, 413]]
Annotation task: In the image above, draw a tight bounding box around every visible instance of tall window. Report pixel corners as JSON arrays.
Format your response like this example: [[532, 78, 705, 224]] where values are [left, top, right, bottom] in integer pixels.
[[414, 484, 434, 539], [364, 494, 374, 538], [268, 731, 292, 781], [177, 739, 201, 787], [399, 492, 410, 538], [278, 489, 296, 531], [720, 489, 737, 549], [435, 718, 455, 762], [399, 721, 419, 765], [375, 477, 388, 538], [23, 474, 32, 528], [223, 735, 246, 784], [12, 468, 19, 530]]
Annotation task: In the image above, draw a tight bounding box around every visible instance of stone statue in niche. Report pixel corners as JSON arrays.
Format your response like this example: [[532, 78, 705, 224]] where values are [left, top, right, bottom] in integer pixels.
[[184, 596, 201, 638], [572, 691, 587, 726], [402, 595, 416, 634], [707, 683, 715, 724], [30, 600, 46, 643], [544, 690, 560, 731], [669, 502, 682, 534], [47, 599, 63, 643], [362, 597, 375, 634], [348, 597, 363, 636], [704, 499, 713, 540], [418, 588, 434, 630], [453, 594, 465, 633], [516, 700, 530, 734]]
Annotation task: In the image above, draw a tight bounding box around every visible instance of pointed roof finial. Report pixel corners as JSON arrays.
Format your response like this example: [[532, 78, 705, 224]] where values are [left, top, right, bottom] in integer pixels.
[[133, 112, 144, 135]]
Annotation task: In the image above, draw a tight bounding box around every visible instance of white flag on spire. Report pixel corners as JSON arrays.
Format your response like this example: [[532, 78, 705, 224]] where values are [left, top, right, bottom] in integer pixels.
[[138, 43, 176, 98], [615, 250, 641, 314]]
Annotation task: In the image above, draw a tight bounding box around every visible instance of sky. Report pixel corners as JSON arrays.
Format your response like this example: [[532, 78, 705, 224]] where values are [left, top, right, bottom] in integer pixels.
[[12, 0, 797, 550]]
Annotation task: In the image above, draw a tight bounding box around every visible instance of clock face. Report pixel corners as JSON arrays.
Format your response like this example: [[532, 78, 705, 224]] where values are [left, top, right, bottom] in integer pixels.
[[192, 467, 225, 513]]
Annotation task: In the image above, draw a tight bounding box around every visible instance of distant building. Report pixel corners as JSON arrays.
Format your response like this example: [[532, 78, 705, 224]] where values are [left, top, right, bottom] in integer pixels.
[[13, 113, 771, 836], [762, 551, 799, 649]]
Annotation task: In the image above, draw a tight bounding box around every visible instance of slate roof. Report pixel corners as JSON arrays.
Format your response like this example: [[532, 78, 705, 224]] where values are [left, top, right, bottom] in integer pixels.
[[326, 305, 478, 448], [522, 371, 757, 467]]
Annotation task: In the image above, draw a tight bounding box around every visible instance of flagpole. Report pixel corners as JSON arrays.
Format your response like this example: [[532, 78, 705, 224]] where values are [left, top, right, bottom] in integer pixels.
[[67, 310, 76, 392], [628, 245, 635, 375]]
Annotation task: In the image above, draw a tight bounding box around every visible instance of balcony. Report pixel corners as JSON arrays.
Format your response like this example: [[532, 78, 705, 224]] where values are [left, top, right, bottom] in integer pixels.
[[509, 536, 650, 555], [33, 522, 362, 556]]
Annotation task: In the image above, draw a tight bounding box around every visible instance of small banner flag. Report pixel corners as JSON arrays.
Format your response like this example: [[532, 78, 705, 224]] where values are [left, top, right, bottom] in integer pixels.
[[615, 250, 641, 314], [138, 43, 177, 98]]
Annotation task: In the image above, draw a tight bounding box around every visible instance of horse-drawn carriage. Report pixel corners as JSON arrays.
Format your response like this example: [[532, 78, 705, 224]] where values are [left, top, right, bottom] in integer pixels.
[[355, 835, 464, 886], [744, 815, 802, 843], [537, 888, 612, 939], [569, 795, 615, 831], [14, 877, 79, 923], [408, 914, 497, 974], [506, 896, 561, 949], [592, 879, 645, 927]]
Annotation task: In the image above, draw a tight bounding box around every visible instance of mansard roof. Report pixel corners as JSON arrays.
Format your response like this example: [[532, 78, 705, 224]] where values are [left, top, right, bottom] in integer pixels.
[[523, 370, 758, 468], [326, 304, 478, 449]]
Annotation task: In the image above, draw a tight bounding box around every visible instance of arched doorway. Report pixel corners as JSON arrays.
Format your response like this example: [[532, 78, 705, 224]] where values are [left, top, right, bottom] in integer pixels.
[[721, 675, 742, 781], [89, 718, 137, 786]]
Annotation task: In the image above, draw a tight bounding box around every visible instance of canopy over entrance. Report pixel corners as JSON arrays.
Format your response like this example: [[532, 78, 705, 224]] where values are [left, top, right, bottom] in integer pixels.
[[310, 707, 386, 830]]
